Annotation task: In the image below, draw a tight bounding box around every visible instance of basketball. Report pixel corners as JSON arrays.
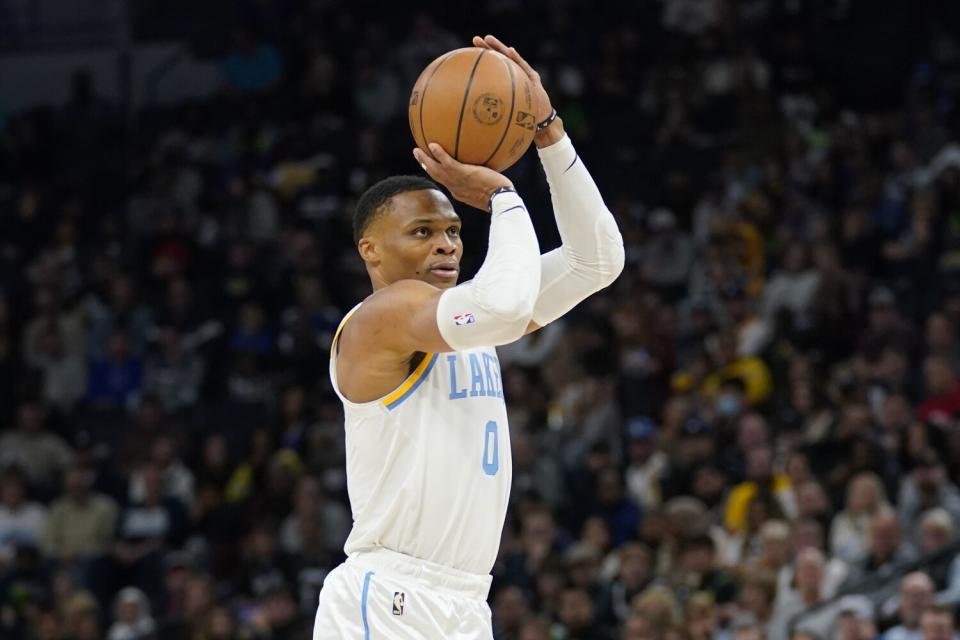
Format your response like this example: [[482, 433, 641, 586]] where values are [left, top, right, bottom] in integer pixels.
[[409, 47, 537, 172]]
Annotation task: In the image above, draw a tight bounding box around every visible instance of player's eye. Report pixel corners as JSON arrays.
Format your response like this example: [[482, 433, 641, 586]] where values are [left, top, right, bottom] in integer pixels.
[[447, 227, 460, 237], [414, 227, 430, 237]]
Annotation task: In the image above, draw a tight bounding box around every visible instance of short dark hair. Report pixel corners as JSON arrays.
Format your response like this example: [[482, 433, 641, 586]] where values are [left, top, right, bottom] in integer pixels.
[[353, 175, 440, 244]]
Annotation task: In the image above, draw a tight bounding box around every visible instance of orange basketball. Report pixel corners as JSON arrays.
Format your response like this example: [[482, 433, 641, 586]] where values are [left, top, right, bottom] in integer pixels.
[[409, 47, 536, 172]]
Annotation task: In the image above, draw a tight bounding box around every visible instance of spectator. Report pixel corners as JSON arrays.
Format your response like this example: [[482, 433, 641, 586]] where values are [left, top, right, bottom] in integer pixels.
[[556, 585, 613, 639], [0, 465, 46, 565], [831, 471, 893, 563], [769, 548, 833, 640], [85, 275, 152, 360], [624, 417, 668, 512], [86, 330, 143, 410], [641, 208, 694, 301], [780, 519, 849, 601], [836, 595, 878, 640], [63, 590, 103, 640], [848, 511, 917, 583], [107, 586, 157, 640], [141, 326, 205, 413], [925, 314, 960, 368], [278, 474, 349, 558], [41, 465, 118, 590], [916, 509, 960, 606], [0, 399, 74, 492], [607, 542, 653, 623], [917, 356, 960, 425], [222, 27, 284, 93], [518, 617, 552, 640], [672, 534, 737, 606], [237, 521, 293, 600], [24, 320, 87, 414], [493, 585, 530, 640], [512, 430, 565, 510], [590, 467, 642, 547], [883, 573, 936, 640], [503, 505, 564, 593], [750, 520, 791, 579], [128, 435, 195, 507], [764, 241, 820, 328], [113, 463, 187, 606], [897, 450, 960, 541], [724, 445, 796, 535], [920, 606, 959, 640], [630, 585, 681, 637]]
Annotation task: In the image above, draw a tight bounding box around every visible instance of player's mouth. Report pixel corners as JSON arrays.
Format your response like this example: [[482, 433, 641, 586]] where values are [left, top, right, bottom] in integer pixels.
[[429, 262, 459, 280]]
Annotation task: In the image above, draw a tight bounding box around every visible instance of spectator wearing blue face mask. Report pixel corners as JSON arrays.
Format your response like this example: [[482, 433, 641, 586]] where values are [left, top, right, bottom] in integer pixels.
[[715, 377, 748, 420]]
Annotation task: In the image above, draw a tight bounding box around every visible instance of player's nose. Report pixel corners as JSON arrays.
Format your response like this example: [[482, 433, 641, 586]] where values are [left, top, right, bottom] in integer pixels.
[[433, 235, 457, 254]]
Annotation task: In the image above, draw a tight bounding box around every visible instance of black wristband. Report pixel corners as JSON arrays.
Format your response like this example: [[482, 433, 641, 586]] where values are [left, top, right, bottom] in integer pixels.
[[487, 186, 518, 213], [536, 108, 558, 132]]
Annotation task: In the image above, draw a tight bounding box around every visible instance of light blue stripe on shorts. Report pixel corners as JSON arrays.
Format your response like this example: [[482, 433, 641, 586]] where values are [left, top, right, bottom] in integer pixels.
[[361, 570, 375, 639]]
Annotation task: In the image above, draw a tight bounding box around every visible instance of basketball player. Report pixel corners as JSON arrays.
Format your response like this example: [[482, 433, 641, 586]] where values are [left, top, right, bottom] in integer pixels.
[[313, 35, 624, 638]]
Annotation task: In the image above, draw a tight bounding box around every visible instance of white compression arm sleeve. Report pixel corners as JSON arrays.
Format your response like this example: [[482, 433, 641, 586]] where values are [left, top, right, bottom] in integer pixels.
[[533, 134, 625, 326], [436, 191, 541, 351]]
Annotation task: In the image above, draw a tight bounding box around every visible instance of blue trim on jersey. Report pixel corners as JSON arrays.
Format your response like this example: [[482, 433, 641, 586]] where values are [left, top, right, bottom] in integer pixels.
[[361, 570, 374, 639], [384, 353, 439, 410]]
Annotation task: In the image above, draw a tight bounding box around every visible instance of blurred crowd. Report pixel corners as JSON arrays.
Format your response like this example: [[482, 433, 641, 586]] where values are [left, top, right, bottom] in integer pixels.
[[3, 0, 960, 638]]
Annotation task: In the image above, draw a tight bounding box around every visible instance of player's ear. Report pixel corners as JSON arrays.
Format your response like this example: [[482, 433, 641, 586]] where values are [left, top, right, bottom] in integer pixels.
[[358, 236, 379, 265]]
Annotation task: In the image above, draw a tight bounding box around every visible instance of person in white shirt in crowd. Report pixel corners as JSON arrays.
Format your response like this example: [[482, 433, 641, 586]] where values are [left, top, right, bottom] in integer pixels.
[[0, 465, 47, 566], [624, 417, 668, 513], [769, 548, 834, 640], [763, 241, 820, 330], [830, 471, 893, 564]]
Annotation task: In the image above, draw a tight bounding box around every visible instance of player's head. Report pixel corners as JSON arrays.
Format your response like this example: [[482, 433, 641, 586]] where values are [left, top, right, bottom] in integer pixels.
[[354, 175, 463, 290]]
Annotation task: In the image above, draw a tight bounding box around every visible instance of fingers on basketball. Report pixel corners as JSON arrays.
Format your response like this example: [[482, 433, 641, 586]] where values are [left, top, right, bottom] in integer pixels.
[[413, 149, 439, 176], [482, 35, 535, 77], [428, 143, 454, 165]]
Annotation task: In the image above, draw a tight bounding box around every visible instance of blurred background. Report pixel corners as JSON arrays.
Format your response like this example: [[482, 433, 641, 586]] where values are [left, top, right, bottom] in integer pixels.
[[2, 0, 960, 639]]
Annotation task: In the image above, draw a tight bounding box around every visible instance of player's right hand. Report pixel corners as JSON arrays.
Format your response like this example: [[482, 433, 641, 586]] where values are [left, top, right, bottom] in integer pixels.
[[414, 143, 513, 212]]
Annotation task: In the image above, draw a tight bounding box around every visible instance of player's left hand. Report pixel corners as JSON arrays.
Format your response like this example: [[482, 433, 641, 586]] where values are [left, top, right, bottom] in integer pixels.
[[472, 35, 553, 124]]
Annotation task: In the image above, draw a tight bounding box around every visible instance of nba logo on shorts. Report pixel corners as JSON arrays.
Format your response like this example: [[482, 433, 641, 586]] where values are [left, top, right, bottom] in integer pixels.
[[392, 591, 405, 616], [453, 312, 476, 326]]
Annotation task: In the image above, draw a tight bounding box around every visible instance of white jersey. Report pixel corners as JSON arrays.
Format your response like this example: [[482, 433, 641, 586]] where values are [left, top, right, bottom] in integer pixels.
[[329, 305, 512, 576]]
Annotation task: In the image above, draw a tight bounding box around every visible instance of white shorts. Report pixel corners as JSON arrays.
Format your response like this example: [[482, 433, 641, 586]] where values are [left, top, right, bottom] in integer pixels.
[[313, 548, 494, 639]]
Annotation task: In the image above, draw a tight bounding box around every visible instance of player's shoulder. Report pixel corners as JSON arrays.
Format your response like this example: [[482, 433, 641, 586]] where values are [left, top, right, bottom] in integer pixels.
[[357, 279, 439, 313], [338, 280, 442, 348], [346, 280, 438, 330]]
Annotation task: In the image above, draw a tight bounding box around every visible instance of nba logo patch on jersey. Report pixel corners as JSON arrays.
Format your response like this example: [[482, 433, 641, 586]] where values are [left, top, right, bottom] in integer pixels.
[[392, 591, 405, 616], [453, 312, 476, 326]]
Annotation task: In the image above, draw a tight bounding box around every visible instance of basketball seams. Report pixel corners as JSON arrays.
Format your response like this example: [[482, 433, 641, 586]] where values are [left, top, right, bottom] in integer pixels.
[[417, 51, 456, 160], [453, 49, 487, 161], [410, 48, 534, 171], [481, 53, 517, 168]]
